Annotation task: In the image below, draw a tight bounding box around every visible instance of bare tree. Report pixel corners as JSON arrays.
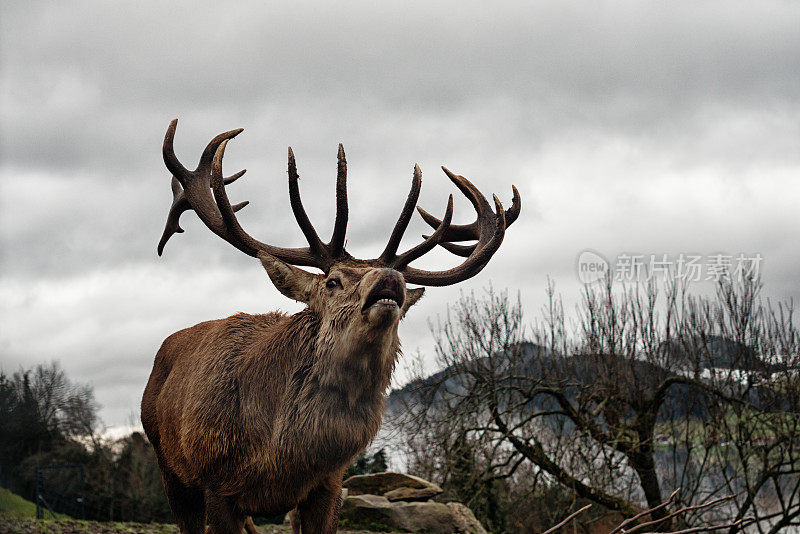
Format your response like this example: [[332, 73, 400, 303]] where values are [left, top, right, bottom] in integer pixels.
[[389, 277, 799, 532], [691, 281, 800, 533], [1, 362, 99, 445]]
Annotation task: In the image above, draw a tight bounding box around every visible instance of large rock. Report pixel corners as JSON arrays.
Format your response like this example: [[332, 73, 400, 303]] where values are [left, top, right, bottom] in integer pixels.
[[446, 502, 488, 534], [340, 496, 455, 533], [340, 472, 485, 533], [340, 494, 396, 528], [393, 501, 455, 533], [343, 472, 442, 498], [385, 485, 442, 502]]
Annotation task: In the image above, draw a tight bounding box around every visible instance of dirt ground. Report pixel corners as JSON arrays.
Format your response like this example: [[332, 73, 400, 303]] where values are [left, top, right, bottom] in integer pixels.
[[0, 519, 390, 534]]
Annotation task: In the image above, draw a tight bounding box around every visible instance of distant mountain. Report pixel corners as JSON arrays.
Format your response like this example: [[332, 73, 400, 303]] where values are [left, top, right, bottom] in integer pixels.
[[388, 341, 543, 409], [387, 337, 779, 422], [658, 335, 781, 373]]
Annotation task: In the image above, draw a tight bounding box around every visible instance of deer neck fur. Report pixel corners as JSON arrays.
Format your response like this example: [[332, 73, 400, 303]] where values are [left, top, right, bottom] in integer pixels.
[[315, 315, 399, 408], [264, 309, 399, 468]]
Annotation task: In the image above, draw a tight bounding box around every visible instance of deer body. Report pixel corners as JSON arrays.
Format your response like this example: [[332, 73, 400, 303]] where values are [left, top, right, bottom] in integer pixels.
[[142, 120, 519, 533], [143, 309, 393, 518]]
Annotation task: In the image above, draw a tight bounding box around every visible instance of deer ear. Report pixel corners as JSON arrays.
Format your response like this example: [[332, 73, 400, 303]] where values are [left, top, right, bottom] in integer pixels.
[[259, 252, 319, 303], [402, 287, 425, 315]]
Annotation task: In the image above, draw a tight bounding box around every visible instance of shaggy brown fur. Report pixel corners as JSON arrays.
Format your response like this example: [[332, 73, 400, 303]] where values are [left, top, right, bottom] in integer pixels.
[[148, 121, 519, 533], [142, 255, 424, 534]]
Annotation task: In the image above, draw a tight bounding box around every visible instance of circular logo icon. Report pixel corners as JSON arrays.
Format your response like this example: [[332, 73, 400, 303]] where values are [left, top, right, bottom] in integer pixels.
[[576, 250, 609, 284]]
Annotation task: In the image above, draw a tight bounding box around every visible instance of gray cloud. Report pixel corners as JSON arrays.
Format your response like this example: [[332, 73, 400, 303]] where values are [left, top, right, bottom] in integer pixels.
[[4, 2, 798, 171], [2, 0, 799, 427]]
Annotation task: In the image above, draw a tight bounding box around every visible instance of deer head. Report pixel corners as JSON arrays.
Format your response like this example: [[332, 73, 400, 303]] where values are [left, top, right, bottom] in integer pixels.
[[157, 119, 520, 343]]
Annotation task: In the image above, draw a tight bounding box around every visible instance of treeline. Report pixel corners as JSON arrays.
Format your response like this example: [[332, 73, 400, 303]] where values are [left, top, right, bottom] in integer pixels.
[[0, 361, 393, 525], [0, 362, 171, 523]]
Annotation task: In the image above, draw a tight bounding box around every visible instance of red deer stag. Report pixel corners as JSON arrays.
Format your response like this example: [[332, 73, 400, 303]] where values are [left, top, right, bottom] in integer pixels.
[[141, 119, 520, 534]]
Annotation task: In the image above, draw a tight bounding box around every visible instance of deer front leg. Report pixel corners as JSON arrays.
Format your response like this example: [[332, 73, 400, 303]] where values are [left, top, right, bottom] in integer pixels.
[[161, 469, 206, 534], [294, 475, 343, 534], [243, 516, 259, 534], [204, 491, 246, 534], [288, 508, 301, 534]]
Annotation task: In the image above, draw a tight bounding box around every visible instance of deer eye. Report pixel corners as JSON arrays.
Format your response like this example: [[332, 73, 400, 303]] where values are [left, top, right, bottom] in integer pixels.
[[326, 278, 342, 289]]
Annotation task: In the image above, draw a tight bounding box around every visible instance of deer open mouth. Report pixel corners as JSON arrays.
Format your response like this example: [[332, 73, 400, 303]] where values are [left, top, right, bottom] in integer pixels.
[[363, 283, 404, 311]]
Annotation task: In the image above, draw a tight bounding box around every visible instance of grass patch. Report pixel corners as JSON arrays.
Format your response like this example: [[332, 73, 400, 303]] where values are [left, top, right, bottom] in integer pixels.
[[0, 486, 38, 519], [0, 518, 179, 533], [0, 487, 70, 520]]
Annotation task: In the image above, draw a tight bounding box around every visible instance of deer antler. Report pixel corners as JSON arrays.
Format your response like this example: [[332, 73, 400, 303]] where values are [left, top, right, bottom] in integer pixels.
[[392, 167, 521, 286], [417, 171, 520, 257], [158, 119, 353, 271], [158, 120, 519, 284], [376, 163, 455, 271]]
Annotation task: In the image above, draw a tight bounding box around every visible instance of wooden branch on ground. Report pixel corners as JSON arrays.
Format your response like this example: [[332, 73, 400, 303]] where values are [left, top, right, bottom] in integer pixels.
[[545, 490, 754, 533]]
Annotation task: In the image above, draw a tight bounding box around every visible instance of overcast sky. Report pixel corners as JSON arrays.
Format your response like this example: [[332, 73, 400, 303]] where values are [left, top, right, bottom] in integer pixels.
[[1, 1, 799, 430]]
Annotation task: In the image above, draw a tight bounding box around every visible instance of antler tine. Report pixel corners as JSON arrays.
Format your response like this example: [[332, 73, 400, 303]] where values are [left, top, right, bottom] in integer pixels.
[[163, 119, 191, 179], [328, 144, 349, 255], [224, 169, 247, 185], [379, 164, 422, 264], [420, 239, 474, 258], [401, 169, 510, 286], [199, 126, 244, 169], [209, 140, 264, 256], [207, 141, 326, 268], [392, 195, 454, 270], [287, 147, 328, 259], [158, 172, 248, 257], [420, 187, 514, 255], [418, 180, 520, 243], [157, 177, 190, 256]]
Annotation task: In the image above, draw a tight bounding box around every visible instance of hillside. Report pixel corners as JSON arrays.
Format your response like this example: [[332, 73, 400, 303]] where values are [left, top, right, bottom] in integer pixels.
[[0, 487, 69, 521], [387, 338, 781, 420], [0, 487, 39, 520]]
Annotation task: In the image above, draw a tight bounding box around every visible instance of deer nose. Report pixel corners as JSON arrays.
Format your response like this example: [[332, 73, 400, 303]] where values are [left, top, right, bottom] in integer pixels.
[[363, 268, 406, 311], [376, 269, 403, 292]]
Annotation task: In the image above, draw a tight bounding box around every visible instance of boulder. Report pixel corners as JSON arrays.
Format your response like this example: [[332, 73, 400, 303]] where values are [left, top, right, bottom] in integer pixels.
[[340, 496, 452, 533], [446, 502, 488, 534], [340, 494, 396, 530], [339, 472, 485, 533], [392, 501, 454, 533], [343, 472, 442, 497], [385, 485, 442, 502]]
